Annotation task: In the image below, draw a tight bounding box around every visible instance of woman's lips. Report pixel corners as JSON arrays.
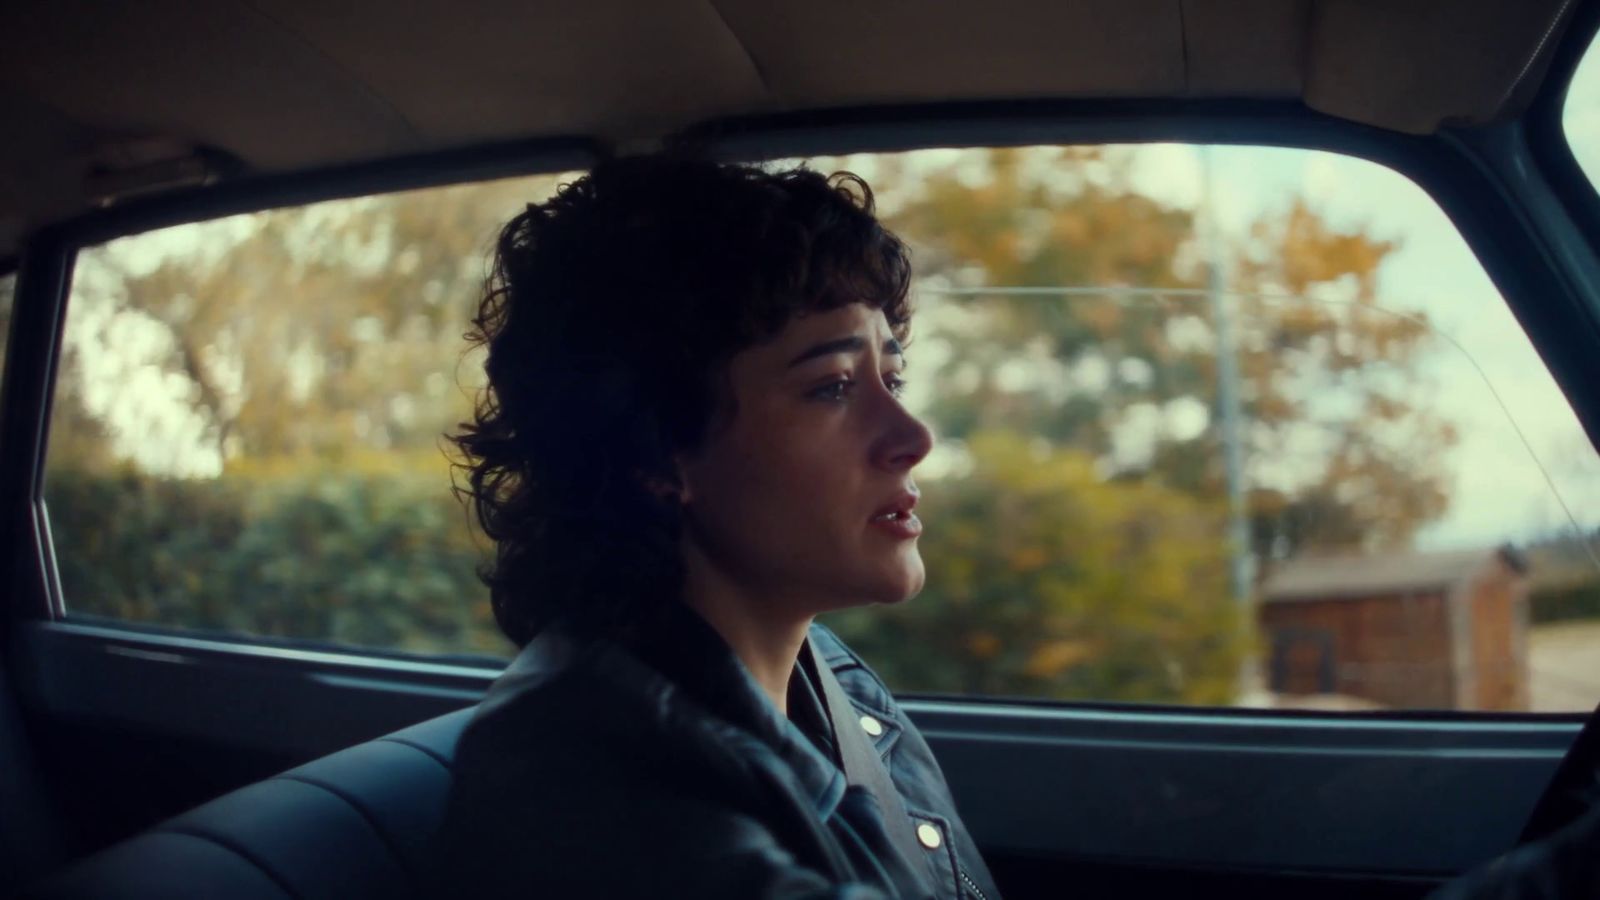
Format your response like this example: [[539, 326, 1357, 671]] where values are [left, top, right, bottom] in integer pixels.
[[869, 510, 923, 539]]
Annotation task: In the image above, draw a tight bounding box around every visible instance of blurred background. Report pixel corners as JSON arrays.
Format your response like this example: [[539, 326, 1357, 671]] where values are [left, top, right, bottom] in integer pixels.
[[14, 136, 1600, 714]]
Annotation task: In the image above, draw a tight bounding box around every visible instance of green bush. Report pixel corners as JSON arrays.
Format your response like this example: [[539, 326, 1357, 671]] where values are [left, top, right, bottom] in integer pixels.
[[48, 440, 1247, 703], [47, 465, 510, 660], [824, 431, 1247, 705], [1530, 581, 1600, 625]]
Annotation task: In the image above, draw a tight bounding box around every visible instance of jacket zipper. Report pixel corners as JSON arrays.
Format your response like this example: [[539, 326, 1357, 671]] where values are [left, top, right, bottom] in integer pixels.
[[958, 866, 990, 900]]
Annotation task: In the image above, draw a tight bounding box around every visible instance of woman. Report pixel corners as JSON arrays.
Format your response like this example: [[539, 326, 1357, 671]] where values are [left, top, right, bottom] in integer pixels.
[[435, 153, 1002, 899]]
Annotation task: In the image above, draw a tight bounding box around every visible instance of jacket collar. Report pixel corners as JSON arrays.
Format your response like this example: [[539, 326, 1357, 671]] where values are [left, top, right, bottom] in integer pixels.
[[488, 601, 848, 820]]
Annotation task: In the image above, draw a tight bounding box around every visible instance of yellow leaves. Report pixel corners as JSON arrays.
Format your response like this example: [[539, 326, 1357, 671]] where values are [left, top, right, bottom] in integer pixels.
[[1008, 546, 1049, 571], [1243, 198, 1398, 298], [1077, 301, 1123, 338], [1052, 212, 1090, 246], [1366, 392, 1409, 422], [967, 632, 1002, 660], [884, 146, 1195, 291], [1275, 302, 1332, 340], [1023, 639, 1096, 679]]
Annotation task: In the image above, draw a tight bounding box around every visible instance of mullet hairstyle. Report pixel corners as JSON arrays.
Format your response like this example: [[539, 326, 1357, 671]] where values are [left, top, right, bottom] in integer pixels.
[[451, 154, 913, 647]]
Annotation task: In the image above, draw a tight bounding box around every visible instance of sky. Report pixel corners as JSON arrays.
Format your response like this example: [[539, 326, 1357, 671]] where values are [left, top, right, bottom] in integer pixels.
[[59, 49, 1600, 562], [1123, 143, 1600, 552]]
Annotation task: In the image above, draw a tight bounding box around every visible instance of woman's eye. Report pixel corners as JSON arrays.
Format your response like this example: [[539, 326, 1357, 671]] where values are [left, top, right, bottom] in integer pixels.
[[809, 374, 907, 402], [810, 379, 855, 401]]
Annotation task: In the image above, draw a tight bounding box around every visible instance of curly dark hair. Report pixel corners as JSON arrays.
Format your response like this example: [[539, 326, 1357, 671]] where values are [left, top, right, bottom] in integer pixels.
[[451, 154, 913, 647]]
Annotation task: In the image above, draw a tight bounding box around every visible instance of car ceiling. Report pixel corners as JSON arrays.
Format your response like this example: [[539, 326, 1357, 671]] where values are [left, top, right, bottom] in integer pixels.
[[0, 0, 1582, 261]]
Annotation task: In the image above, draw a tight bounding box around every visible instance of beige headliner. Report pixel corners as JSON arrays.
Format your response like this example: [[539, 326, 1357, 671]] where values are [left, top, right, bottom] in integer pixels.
[[0, 0, 1579, 259]]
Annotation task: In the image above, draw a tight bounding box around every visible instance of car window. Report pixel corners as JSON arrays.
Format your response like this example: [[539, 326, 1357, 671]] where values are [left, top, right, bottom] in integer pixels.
[[47, 147, 1600, 713], [791, 145, 1600, 713], [1563, 29, 1600, 189], [49, 174, 574, 662]]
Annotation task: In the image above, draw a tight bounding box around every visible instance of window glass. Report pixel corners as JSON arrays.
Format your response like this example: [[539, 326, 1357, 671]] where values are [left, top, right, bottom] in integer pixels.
[[794, 146, 1600, 713], [48, 147, 1600, 712], [50, 174, 574, 661], [1563, 30, 1600, 188]]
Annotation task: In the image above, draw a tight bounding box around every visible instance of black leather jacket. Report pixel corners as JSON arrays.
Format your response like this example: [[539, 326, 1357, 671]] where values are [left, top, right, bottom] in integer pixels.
[[433, 602, 1002, 899]]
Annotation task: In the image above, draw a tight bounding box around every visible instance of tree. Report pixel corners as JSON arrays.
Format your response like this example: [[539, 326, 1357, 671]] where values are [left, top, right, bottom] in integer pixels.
[[42, 148, 1460, 697], [812, 146, 1460, 702], [1230, 199, 1455, 558], [875, 147, 1456, 559], [73, 174, 565, 466], [827, 430, 1243, 703], [47, 176, 569, 657]]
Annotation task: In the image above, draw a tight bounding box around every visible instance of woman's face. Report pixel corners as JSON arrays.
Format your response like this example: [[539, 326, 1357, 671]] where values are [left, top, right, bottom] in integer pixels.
[[676, 303, 934, 616]]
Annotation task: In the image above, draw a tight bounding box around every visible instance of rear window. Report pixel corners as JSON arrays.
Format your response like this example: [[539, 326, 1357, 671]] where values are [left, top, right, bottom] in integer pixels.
[[47, 146, 1600, 713], [49, 175, 573, 661]]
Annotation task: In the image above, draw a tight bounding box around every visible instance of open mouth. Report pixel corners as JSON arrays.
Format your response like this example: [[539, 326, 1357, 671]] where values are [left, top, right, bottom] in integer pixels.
[[868, 500, 923, 538], [870, 489, 920, 523]]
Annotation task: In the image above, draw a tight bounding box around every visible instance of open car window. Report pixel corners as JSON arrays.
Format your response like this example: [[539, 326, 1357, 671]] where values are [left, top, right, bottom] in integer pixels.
[[46, 146, 1600, 715]]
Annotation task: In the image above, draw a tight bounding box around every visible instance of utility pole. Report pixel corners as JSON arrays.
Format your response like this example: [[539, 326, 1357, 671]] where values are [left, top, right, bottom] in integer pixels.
[[1200, 146, 1257, 696]]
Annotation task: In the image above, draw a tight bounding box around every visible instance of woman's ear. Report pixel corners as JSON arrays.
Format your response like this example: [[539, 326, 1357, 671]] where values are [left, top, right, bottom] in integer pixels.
[[672, 457, 694, 505], [640, 461, 692, 504]]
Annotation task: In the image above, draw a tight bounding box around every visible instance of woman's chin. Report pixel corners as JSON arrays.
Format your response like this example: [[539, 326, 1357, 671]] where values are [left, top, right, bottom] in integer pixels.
[[874, 559, 926, 605], [815, 572, 924, 612], [808, 550, 924, 610]]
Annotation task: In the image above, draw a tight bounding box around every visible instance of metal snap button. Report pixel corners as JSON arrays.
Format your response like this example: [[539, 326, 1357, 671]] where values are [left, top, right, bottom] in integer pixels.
[[858, 714, 884, 737], [916, 823, 942, 849]]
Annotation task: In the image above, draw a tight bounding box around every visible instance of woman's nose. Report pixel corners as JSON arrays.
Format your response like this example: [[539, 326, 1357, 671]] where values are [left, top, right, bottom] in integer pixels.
[[873, 400, 934, 473]]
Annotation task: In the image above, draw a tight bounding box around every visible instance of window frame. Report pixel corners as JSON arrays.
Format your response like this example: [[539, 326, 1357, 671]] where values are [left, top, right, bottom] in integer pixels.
[[1531, 0, 1600, 249], [8, 137, 599, 628]]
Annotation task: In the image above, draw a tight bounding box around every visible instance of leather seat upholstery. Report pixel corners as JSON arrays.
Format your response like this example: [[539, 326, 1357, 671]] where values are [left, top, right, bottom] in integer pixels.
[[27, 708, 474, 900]]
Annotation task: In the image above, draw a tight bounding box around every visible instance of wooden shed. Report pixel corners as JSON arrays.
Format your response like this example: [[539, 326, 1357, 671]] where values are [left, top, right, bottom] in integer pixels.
[[1258, 546, 1530, 711]]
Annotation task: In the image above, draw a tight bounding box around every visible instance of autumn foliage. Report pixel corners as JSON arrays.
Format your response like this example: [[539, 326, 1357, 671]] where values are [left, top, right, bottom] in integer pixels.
[[37, 147, 1461, 703]]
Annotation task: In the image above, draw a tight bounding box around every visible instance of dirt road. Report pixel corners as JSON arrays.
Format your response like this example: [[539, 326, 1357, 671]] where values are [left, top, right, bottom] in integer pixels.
[[1528, 619, 1600, 712]]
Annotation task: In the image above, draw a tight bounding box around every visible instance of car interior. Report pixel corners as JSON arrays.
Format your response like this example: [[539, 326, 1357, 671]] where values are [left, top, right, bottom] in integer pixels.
[[6, 0, 1600, 897]]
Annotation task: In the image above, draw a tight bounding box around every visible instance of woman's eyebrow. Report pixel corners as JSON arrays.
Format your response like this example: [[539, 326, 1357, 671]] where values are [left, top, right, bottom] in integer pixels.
[[786, 336, 903, 368]]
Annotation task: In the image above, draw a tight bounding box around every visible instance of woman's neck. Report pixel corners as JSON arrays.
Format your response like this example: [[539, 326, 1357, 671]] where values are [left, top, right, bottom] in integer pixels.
[[680, 557, 814, 717]]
